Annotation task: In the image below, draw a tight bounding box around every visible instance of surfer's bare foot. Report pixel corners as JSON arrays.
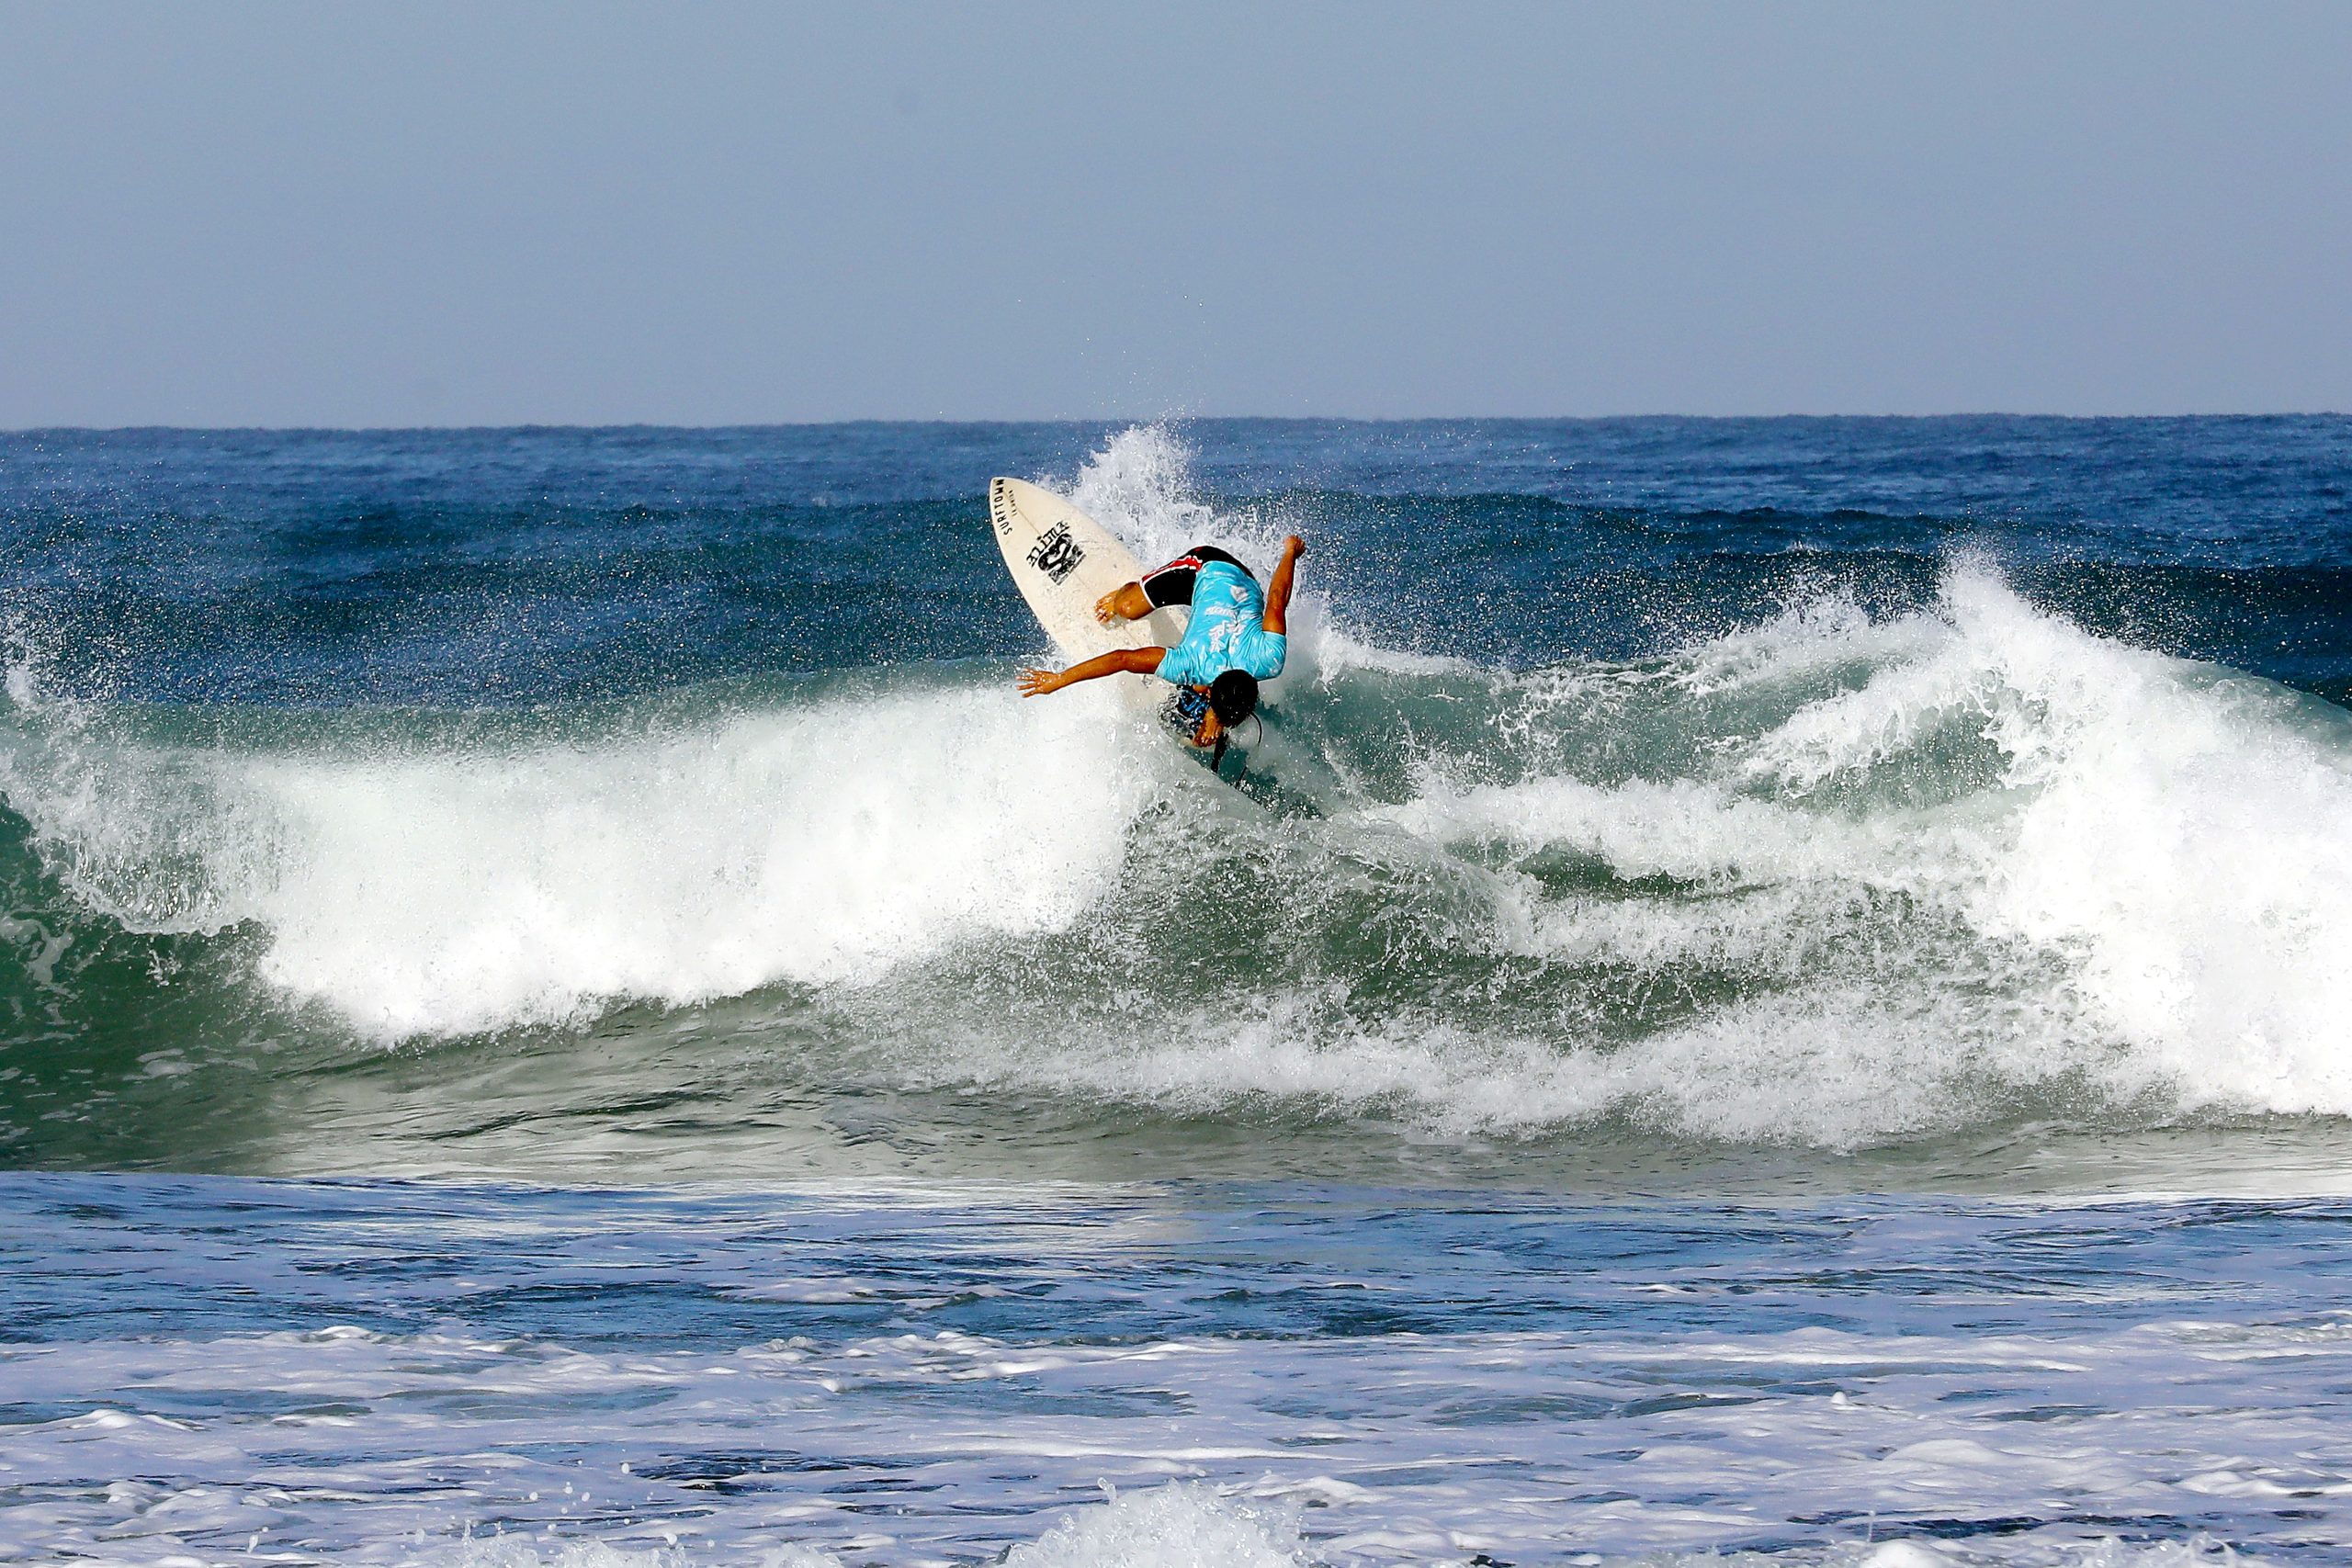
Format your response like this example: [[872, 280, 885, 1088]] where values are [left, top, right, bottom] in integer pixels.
[[1094, 582, 1149, 626], [1016, 668, 1064, 696]]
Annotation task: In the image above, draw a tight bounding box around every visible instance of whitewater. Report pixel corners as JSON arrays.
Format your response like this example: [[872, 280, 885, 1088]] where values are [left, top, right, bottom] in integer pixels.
[[5, 416, 2352, 1564]]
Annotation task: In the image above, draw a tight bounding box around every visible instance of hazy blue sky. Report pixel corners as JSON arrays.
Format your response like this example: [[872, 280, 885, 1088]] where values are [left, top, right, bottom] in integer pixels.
[[4, 2, 2348, 425]]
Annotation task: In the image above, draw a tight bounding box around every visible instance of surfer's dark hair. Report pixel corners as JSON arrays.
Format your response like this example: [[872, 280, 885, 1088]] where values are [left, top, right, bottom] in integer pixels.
[[1208, 671, 1259, 728], [1207, 671, 1258, 773]]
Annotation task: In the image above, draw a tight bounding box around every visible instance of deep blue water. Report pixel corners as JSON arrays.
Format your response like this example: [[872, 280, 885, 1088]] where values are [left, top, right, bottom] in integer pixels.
[[6, 418, 2350, 707]]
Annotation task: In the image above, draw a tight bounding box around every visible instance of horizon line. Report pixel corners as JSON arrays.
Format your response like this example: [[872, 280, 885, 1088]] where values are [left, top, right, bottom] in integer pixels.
[[6, 410, 2349, 437]]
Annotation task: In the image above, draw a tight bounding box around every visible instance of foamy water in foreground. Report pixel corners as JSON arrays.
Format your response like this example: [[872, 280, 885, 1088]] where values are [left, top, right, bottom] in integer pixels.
[[5, 1178, 2342, 1566]]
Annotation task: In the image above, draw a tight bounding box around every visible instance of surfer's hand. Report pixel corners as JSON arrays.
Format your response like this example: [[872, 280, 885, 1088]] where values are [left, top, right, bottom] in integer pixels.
[[1283, 534, 1306, 560], [1093, 590, 1127, 626], [1016, 668, 1063, 697]]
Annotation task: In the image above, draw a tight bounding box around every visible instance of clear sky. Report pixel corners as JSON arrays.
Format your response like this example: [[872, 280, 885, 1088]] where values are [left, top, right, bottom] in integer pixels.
[[4, 1, 2348, 425]]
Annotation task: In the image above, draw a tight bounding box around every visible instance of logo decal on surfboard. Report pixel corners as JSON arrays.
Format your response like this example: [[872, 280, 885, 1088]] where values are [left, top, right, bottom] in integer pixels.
[[1027, 523, 1085, 583]]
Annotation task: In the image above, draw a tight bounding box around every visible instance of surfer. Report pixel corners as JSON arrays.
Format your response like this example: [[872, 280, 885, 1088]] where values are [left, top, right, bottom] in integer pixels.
[[1016, 534, 1306, 766]]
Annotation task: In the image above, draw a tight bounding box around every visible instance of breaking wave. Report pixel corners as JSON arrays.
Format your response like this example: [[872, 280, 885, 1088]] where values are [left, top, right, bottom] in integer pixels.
[[6, 426, 2352, 1159]]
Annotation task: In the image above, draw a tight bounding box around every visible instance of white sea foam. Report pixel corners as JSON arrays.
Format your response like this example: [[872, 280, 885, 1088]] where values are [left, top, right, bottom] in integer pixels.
[[1664, 587, 1944, 697], [16, 1313, 2284, 1568], [1004, 1486, 1305, 1568], [0, 679, 1159, 1037], [1356, 564, 2352, 1135], [891, 972, 2070, 1150], [1742, 567, 2352, 1116], [401, 1514, 2260, 1568], [395, 1504, 2253, 1568]]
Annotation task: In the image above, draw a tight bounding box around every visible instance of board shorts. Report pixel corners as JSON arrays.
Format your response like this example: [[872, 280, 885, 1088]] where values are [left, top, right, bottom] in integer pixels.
[[1140, 545, 1254, 609], [1160, 683, 1212, 743]]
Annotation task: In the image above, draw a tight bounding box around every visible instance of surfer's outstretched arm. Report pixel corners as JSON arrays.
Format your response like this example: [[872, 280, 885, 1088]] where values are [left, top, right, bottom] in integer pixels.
[[1017, 645, 1165, 696], [1263, 535, 1306, 635]]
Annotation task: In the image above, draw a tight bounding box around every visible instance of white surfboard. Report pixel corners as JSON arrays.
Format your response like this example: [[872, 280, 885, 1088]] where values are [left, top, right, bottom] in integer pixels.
[[989, 477, 1184, 707]]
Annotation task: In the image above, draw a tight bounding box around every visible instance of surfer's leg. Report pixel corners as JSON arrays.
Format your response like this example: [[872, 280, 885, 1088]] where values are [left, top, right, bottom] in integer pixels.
[[1143, 545, 1252, 602], [1137, 549, 1213, 611], [1115, 544, 1252, 626]]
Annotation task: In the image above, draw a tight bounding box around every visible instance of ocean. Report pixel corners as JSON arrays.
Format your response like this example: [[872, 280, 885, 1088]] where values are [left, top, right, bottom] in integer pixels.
[[4, 416, 2351, 1566]]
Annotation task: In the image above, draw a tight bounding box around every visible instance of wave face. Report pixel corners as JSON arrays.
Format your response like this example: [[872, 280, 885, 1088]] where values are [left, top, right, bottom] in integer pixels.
[[5, 417, 2352, 1181]]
